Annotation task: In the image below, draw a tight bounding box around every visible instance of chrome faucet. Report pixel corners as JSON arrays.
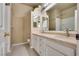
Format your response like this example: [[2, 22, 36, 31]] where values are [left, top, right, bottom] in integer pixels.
[[65, 28, 70, 37]]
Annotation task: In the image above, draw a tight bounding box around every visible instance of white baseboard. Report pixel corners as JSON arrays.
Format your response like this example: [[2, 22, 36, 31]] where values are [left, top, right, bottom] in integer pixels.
[[12, 42, 28, 47]]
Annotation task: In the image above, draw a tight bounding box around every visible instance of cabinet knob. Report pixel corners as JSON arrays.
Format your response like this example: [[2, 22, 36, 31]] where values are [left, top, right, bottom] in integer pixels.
[[76, 34, 79, 40]]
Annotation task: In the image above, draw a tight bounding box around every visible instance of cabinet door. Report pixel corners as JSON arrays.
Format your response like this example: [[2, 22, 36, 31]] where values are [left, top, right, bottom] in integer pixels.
[[31, 35, 35, 48], [39, 37, 46, 56], [31, 35, 37, 49], [34, 36, 38, 51], [31, 35, 39, 53], [36, 36, 40, 53], [47, 39, 75, 56], [46, 45, 64, 56]]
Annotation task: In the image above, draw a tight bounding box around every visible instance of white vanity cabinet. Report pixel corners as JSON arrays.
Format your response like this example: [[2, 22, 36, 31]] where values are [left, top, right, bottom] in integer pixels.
[[45, 45, 64, 56], [35, 36, 40, 53], [31, 35, 40, 53], [31, 35, 46, 55], [39, 37, 46, 56], [46, 39, 75, 56], [31, 34, 75, 56], [31, 35, 37, 50]]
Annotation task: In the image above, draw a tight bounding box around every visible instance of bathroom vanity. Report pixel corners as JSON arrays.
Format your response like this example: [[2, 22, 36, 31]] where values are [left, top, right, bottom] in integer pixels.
[[31, 3, 77, 56], [31, 32, 76, 56]]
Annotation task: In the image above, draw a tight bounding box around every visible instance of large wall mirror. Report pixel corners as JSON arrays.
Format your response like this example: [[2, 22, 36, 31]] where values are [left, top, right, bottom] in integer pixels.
[[46, 3, 77, 32]]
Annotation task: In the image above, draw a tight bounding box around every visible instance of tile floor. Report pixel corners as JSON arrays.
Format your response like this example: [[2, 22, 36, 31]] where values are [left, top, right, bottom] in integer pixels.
[[8, 44, 38, 56]]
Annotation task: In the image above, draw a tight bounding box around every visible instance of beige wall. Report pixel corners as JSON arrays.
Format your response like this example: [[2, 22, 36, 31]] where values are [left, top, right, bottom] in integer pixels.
[[11, 4, 32, 44], [23, 11, 31, 42]]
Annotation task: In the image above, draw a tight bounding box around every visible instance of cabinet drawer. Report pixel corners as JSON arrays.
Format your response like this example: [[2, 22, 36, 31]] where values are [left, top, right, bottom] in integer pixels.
[[46, 45, 64, 56], [46, 39, 75, 56], [31, 35, 38, 50]]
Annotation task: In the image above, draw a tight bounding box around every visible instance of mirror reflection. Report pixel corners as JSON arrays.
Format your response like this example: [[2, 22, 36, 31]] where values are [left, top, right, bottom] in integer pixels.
[[46, 3, 77, 31]]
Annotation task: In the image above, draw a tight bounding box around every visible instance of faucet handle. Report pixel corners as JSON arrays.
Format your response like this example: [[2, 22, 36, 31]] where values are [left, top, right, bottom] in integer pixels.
[[66, 28, 69, 31], [65, 27, 70, 37]]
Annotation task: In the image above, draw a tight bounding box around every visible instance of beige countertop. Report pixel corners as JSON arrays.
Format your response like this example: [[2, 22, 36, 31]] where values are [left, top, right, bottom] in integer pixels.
[[44, 31, 77, 37], [32, 32, 77, 49]]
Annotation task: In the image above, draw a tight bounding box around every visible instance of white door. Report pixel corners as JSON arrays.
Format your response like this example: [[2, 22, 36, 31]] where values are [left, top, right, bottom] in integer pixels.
[[0, 3, 11, 55]]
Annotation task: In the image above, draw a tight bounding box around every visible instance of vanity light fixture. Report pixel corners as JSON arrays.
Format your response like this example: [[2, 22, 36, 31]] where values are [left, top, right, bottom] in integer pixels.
[[43, 3, 56, 12], [43, 3, 49, 7]]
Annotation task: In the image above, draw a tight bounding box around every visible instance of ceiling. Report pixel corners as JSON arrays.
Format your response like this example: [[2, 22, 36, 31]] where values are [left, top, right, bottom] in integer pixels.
[[23, 3, 42, 8], [56, 3, 77, 11], [48, 3, 77, 12], [23, 3, 77, 11]]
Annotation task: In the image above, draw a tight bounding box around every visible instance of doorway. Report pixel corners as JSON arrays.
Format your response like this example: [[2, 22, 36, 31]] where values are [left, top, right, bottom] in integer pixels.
[[11, 4, 32, 45]]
